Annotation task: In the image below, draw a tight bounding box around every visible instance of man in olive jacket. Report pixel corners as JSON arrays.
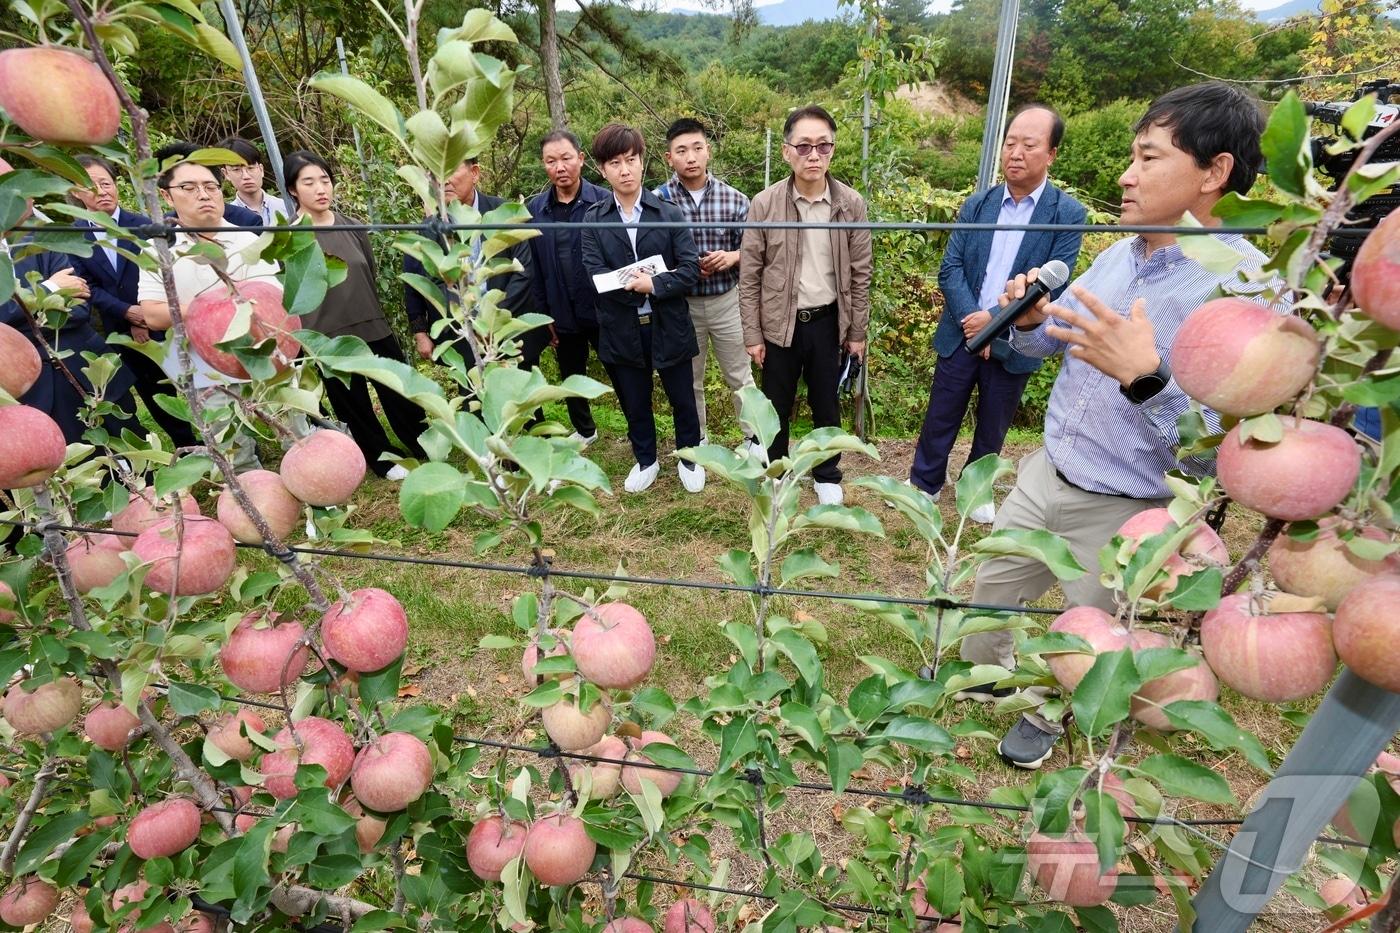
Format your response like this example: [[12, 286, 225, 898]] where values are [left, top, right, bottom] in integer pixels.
[[739, 105, 872, 506]]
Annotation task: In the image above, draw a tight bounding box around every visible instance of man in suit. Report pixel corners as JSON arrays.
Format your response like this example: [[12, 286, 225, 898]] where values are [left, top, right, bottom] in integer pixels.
[[70, 154, 197, 448], [911, 105, 1086, 523], [403, 157, 537, 365]]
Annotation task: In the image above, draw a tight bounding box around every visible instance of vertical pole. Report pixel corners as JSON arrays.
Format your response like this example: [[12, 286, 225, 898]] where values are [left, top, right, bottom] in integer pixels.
[[975, 0, 1020, 192], [337, 37, 376, 223], [1191, 670, 1400, 931], [216, 0, 293, 214], [764, 127, 772, 189], [860, 6, 875, 192]]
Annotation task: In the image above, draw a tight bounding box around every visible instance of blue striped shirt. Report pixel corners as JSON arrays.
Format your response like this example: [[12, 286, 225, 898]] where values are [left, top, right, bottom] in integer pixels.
[[1010, 233, 1270, 499]]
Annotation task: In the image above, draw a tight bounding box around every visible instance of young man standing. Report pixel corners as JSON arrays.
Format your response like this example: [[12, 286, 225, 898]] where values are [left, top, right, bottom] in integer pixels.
[[739, 106, 872, 505], [218, 137, 289, 225], [962, 82, 1271, 770], [527, 131, 611, 445], [580, 124, 703, 494], [654, 118, 754, 439]]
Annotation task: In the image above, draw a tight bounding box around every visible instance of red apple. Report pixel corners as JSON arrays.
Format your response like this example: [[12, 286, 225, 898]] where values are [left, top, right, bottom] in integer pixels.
[[522, 628, 569, 684], [1128, 631, 1219, 731], [279, 429, 366, 507], [67, 533, 128, 593], [1320, 876, 1364, 910], [523, 813, 596, 885], [132, 516, 236, 596], [207, 709, 267, 762], [0, 404, 66, 489], [541, 695, 611, 751], [1171, 298, 1320, 416], [572, 602, 656, 689], [1333, 574, 1400, 692], [1199, 593, 1335, 702], [175, 911, 216, 933], [113, 488, 201, 541], [0, 876, 58, 926], [84, 701, 140, 751], [621, 731, 683, 797], [1025, 831, 1117, 907], [663, 898, 715, 933], [320, 587, 408, 673], [466, 814, 528, 882], [604, 920, 654, 933], [185, 280, 300, 379], [0, 321, 40, 398], [0, 580, 14, 623], [112, 879, 175, 933], [350, 732, 433, 812], [1045, 606, 1130, 692], [569, 735, 626, 799], [216, 470, 302, 544], [0, 47, 120, 145], [3, 677, 82, 733], [1350, 206, 1400, 329], [128, 797, 202, 859], [1116, 507, 1229, 600], [70, 898, 94, 933], [218, 610, 310, 694], [259, 716, 355, 799], [1269, 518, 1400, 611], [343, 797, 387, 853], [1216, 417, 1360, 521]]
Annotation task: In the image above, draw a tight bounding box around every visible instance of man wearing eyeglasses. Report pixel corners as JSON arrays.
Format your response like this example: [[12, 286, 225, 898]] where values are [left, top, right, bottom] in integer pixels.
[[218, 137, 289, 225], [739, 105, 872, 506]]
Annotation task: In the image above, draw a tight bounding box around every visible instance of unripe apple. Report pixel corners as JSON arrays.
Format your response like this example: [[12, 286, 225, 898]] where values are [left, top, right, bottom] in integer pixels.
[[603, 919, 654, 933], [0, 876, 58, 926], [1171, 298, 1320, 416], [1116, 507, 1229, 599], [0, 47, 120, 145], [259, 716, 355, 799], [320, 587, 408, 673], [569, 735, 626, 799], [466, 814, 528, 881], [1333, 574, 1400, 692], [343, 797, 387, 853], [0, 321, 40, 398], [3, 677, 82, 733], [1269, 518, 1399, 610], [1199, 594, 1335, 702], [67, 533, 128, 593], [279, 430, 366, 507], [207, 709, 267, 762], [128, 797, 202, 859], [1320, 876, 1364, 910], [0, 404, 66, 489], [218, 610, 310, 693], [132, 516, 236, 596], [1216, 417, 1360, 521], [523, 813, 596, 885], [350, 732, 433, 812], [522, 628, 569, 683], [621, 731, 683, 797], [113, 488, 201, 541], [1045, 607, 1129, 692], [185, 280, 300, 379], [1025, 831, 1118, 907], [663, 898, 715, 933], [84, 701, 140, 751], [1350, 207, 1400, 329], [216, 470, 302, 544], [572, 602, 656, 689], [1128, 631, 1218, 732], [541, 695, 611, 751]]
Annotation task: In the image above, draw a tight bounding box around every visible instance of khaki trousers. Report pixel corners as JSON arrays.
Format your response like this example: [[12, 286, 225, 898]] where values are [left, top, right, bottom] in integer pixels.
[[687, 288, 754, 433], [963, 447, 1167, 731]]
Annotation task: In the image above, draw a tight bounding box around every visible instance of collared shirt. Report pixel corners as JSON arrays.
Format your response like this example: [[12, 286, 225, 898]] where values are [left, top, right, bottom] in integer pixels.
[[655, 173, 749, 297], [1010, 233, 1271, 499], [614, 195, 653, 317], [231, 191, 289, 225], [93, 206, 122, 273], [792, 186, 838, 309], [978, 176, 1048, 310]]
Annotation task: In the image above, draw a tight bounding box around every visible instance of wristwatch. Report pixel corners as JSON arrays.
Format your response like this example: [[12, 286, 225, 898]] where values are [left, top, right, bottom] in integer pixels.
[[1121, 360, 1172, 404]]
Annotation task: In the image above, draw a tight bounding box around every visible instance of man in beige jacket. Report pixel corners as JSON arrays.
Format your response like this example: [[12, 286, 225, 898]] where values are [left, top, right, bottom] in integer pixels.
[[739, 105, 873, 505]]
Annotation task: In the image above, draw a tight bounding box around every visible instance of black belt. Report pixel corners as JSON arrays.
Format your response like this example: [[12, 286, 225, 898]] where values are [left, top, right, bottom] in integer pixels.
[[795, 302, 837, 324], [1054, 465, 1142, 501]]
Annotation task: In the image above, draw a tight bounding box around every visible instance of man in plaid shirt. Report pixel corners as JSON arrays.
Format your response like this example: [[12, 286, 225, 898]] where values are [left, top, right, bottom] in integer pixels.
[[655, 118, 755, 438]]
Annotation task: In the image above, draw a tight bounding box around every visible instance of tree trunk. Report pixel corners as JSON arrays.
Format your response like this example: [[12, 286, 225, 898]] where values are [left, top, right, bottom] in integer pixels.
[[538, 0, 568, 129]]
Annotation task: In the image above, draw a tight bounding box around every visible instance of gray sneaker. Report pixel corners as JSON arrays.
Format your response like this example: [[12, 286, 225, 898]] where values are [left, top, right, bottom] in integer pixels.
[[997, 715, 1060, 770]]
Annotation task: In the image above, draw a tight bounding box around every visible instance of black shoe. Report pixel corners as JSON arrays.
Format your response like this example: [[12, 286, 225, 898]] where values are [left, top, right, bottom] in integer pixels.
[[997, 715, 1061, 770], [950, 682, 1016, 702]]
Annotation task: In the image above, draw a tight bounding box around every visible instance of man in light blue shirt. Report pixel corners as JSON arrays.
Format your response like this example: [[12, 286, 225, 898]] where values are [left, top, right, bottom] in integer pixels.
[[912, 106, 1085, 522], [957, 83, 1271, 770]]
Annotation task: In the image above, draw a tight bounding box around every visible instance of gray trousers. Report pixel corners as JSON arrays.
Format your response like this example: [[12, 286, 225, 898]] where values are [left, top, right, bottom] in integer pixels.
[[963, 448, 1167, 731], [687, 287, 754, 433]]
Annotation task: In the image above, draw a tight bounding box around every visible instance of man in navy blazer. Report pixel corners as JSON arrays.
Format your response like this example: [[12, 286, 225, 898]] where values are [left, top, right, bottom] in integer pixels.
[[70, 154, 197, 448], [911, 105, 1085, 522]]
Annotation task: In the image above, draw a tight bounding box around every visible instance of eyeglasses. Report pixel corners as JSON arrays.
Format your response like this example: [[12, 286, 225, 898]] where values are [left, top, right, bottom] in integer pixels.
[[786, 141, 834, 157], [225, 165, 261, 176], [167, 182, 223, 196]]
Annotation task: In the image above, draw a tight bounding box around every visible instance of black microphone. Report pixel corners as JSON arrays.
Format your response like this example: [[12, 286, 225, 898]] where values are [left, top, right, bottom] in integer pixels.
[[964, 259, 1071, 355]]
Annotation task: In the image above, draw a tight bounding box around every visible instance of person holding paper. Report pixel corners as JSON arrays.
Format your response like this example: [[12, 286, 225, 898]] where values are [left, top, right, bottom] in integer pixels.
[[581, 124, 703, 494]]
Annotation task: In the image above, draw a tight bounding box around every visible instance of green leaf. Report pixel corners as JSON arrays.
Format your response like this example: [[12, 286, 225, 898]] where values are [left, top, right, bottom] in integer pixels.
[[955, 452, 1013, 516], [54, 822, 116, 886], [872, 716, 953, 753], [971, 528, 1085, 581], [1160, 700, 1272, 772], [282, 235, 332, 316], [794, 504, 884, 537], [309, 73, 405, 140], [718, 549, 757, 587], [1071, 649, 1142, 738], [153, 455, 212, 497], [1132, 647, 1200, 684], [847, 675, 892, 723], [769, 629, 821, 687], [1074, 906, 1121, 933], [1083, 788, 1127, 874], [1342, 94, 1378, 142], [166, 681, 221, 716], [1261, 91, 1309, 197], [359, 656, 404, 708], [737, 384, 781, 449], [826, 740, 863, 794], [1178, 213, 1251, 274], [779, 701, 824, 748], [1164, 567, 1222, 610], [1135, 753, 1236, 805], [14, 810, 89, 875], [779, 548, 839, 585], [399, 462, 466, 532], [717, 716, 759, 771], [922, 858, 964, 917]]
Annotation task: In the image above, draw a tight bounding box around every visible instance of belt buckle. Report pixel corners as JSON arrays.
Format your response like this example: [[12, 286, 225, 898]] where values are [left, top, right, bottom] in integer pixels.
[[797, 308, 812, 323], [637, 314, 652, 326]]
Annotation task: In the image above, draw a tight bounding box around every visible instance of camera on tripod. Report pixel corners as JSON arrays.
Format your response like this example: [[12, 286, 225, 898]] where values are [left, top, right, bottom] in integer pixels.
[[1306, 79, 1400, 280]]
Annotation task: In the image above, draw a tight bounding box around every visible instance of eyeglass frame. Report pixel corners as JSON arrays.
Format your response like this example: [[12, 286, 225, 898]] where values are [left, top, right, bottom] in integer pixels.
[[223, 164, 263, 176], [783, 140, 835, 158], [164, 181, 225, 196]]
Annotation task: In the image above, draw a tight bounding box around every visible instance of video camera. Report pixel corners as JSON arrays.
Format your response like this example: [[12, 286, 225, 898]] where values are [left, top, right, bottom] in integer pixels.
[[1307, 80, 1400, 279]]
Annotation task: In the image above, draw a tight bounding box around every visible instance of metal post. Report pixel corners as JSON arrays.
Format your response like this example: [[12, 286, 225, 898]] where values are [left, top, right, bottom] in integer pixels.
[[336, 37, 376, 223], [764, 127, 772, 190], [1192, 670, 1400, 931], [975, 0, 1020, 192], [216, 0, 293, 212], [860, 7, 876, 192]]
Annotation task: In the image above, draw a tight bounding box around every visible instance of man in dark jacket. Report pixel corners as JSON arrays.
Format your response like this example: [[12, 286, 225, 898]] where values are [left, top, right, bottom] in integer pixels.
[[70, 154, 197, 448], [402, 157, 536, 365], [526, 130, 612, 445], [581, 124, 702, 494]]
